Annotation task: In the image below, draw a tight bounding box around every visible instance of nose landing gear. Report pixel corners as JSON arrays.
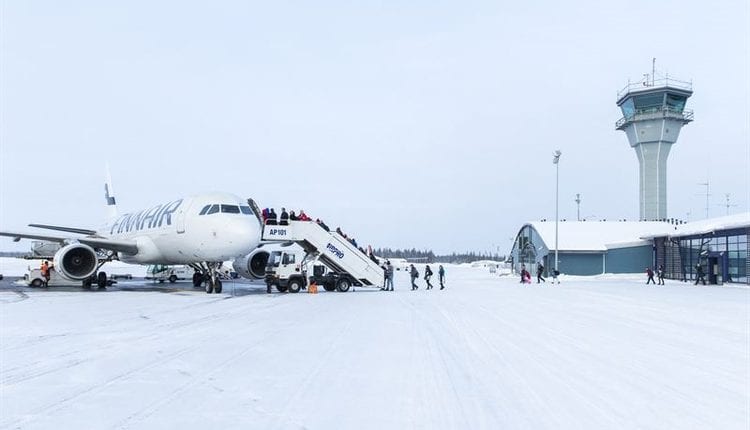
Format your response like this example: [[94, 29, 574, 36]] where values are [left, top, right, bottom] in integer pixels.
[[189, 262, 224, 294]]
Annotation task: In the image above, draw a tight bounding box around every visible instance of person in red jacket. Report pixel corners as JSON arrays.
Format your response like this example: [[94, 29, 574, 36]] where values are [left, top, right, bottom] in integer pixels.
[[298, 210, 311, 221], [646, 267, 655, 285]]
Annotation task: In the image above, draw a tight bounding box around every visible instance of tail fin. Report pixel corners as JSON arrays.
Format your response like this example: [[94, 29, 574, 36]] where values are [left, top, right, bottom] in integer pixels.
[[105, 163, 118, 221]]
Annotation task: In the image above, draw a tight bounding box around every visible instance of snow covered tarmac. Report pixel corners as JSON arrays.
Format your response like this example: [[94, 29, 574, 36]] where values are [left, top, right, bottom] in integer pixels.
[[1, 266, 748, 429]]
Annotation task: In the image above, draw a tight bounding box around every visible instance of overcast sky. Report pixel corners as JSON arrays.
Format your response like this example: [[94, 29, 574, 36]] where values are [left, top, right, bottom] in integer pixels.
[[1, 1, 748, 254]]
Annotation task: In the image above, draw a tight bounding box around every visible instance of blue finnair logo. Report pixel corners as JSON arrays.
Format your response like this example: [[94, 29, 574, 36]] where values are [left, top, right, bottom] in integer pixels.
[[326, 243, 344, 259]]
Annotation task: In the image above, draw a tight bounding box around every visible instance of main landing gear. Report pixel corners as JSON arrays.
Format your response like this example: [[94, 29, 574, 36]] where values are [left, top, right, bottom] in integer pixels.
[[189, 262, 223, 294]]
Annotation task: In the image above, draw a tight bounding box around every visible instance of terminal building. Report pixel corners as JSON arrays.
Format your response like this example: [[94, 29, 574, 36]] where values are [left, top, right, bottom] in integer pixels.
[[508, 66, 748, 285], [509, 214, 749, 284]]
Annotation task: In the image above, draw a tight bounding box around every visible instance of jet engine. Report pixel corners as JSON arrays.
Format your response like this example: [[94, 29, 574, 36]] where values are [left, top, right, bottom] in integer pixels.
[[232, 248, 270, 279], [52, 243, 99, 281]]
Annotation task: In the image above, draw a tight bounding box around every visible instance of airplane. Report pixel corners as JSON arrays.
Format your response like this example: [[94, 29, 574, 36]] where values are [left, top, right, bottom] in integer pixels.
[[0, 176, 272, 293]]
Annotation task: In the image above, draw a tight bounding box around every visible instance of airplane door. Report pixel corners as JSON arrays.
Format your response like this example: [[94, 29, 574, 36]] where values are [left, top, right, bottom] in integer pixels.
[[176, 199, 194, 234]]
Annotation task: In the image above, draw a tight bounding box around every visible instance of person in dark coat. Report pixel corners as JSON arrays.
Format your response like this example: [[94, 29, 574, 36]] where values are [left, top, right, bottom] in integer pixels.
[[438, 265, 446, 290], [537, 263, 546, 283], [381, 261, 394, 291], [424, 265, 434, 290], [694, 263, 706, 285], [289, 210, 297, 221], [657, 264, 665, 285], [409, 264, 419, 290], [267, 208, 278, 225], [280, 208, 289, 225], [646, 267, 655, 284]]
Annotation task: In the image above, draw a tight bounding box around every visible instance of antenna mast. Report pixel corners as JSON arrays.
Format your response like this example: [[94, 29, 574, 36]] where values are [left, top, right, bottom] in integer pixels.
[[575, 193, 582, 221]]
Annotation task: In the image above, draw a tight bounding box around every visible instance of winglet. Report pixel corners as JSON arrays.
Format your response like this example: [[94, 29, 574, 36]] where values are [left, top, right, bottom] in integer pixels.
[[105, 162, 118, 221]]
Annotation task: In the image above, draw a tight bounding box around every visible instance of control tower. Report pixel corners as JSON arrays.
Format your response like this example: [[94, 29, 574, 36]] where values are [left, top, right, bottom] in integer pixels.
[[616, 71, 693, 221]]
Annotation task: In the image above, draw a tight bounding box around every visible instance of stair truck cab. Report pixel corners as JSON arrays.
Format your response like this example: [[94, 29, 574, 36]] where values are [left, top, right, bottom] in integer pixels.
[[264, 248, 365, 293]]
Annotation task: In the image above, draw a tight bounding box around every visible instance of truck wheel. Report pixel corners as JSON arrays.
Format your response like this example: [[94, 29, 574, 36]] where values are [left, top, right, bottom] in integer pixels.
[[97, 272, 108, 289], [288, 279, 302, 293], [322, 283, 336, 292], [169, 275, 177, 283], [336, 279, 351, 292], [31, 278, 43, 288], [192, 273, 202, 287], [276, 284, 288, 293]]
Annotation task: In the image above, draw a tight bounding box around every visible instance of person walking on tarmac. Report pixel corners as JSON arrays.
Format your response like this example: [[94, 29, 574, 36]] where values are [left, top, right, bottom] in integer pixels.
[[410, 264, 419, 290], [537, 263, 546, 283], [280, 208, 289, 225], [646, 267, 656, 284], [382, 261, 394, 291], [424, 265, 435, 290], [657, 264, 665, 285], [694, 263, 706, 285], [438, 265, 446, 290]]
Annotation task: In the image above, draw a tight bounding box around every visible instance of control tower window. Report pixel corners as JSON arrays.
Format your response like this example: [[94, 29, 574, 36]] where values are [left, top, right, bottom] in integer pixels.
[[666, 94, 686, 112], [620, 98, 635, 118], [633, 93, 664, 110]]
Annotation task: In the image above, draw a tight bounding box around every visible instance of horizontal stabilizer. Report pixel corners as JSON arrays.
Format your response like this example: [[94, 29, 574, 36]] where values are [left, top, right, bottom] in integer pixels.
[[29, 224, 99, 236]]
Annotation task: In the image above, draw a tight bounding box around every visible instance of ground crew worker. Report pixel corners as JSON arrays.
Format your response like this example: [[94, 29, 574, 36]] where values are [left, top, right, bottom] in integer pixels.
[[438, 265, 446, 290], [537, 263, 546, 283], [410, 264, 419, 290], [646, 267, 655, 284], [40, 260, 51, 287], [424, 265, 434, 290]]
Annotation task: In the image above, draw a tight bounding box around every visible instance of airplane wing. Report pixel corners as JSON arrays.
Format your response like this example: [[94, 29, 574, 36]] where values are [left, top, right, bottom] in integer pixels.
[[0, 231, 67, 243], [0, 231, 139, 255], [28, 224, 100, 236]]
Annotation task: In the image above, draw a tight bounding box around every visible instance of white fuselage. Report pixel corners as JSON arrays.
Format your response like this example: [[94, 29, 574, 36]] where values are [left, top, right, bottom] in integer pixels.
[[105, 192, 261, 265]]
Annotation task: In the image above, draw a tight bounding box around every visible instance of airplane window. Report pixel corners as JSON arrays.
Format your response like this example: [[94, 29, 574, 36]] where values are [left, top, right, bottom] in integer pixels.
[[207, 204, 220, 215], [199, 205, 211, 215], [240, 206, 253, 215], [221, 204, 240, 214]]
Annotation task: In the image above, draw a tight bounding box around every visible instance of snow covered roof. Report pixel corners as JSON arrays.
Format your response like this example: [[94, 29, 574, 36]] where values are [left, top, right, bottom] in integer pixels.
[[523, 213, 750, 252], [648, 212, 750, 239], [526, 221, 673, 252]]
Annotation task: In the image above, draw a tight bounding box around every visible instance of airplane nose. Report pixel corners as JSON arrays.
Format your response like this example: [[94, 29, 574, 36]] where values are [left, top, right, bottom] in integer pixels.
[[233, 219, 261, 250]]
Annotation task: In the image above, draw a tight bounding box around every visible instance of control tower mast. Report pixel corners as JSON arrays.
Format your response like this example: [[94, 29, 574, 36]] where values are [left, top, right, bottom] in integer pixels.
[[616, 64, 693, 221]]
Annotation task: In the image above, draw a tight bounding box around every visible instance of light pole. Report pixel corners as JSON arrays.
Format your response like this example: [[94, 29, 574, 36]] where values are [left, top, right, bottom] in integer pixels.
[[553, 150, 562, 273]]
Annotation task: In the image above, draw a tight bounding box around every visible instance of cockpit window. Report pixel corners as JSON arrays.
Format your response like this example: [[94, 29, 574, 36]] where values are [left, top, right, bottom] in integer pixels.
[[199, 205, 211, 215], [240, 206, 253, 215], [207, 204, 220, 215], [221, 204, 240, 214]]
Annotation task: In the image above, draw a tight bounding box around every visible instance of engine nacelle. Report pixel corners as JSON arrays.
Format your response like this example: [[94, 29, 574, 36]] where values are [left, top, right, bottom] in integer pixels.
[[52, 243, 98, 281], [232, 248, 270, 279]]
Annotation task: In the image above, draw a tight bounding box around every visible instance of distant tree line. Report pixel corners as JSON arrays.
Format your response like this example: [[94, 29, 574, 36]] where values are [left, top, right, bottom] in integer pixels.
[[374, 248, 505, 264], [0, 251, 27, 257]]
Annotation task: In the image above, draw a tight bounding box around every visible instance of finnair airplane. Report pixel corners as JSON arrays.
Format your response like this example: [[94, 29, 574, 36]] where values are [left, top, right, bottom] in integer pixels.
[[0, 179, 272, 293]]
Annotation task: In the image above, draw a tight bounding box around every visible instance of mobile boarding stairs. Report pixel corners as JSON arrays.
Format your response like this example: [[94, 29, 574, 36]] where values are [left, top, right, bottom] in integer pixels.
[[261, 221, 384, 289]]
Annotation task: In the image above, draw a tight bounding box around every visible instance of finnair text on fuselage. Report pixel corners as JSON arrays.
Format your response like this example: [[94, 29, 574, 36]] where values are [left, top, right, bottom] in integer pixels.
[[109, 199, 183, 234]]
